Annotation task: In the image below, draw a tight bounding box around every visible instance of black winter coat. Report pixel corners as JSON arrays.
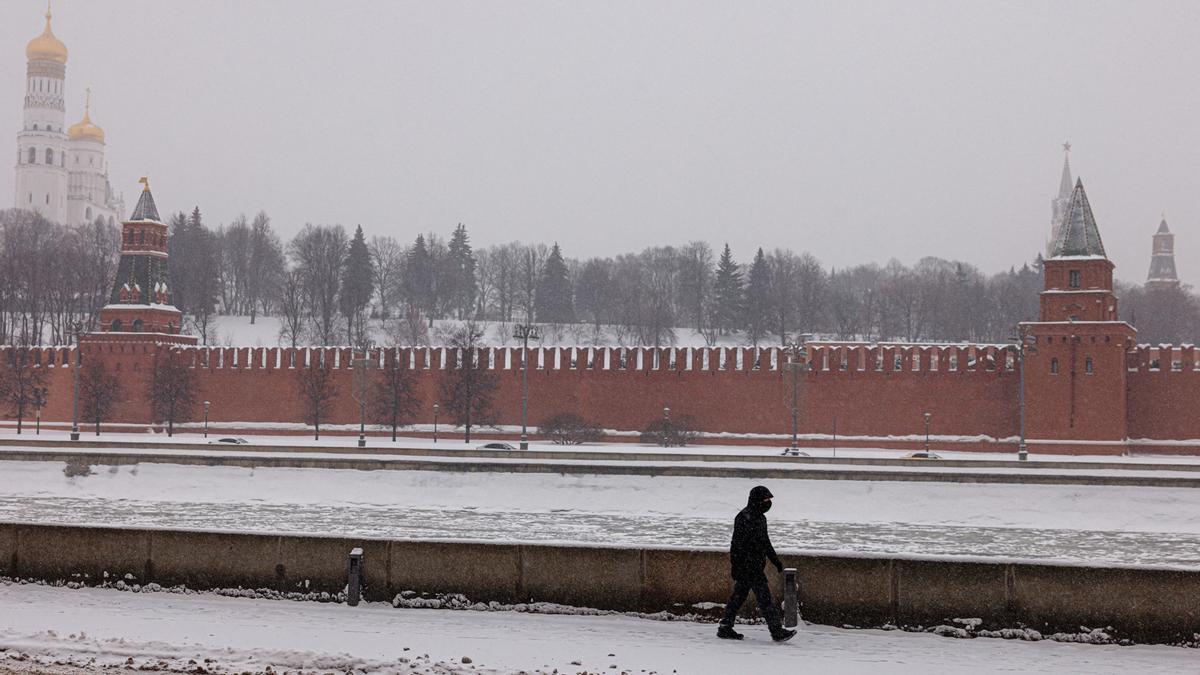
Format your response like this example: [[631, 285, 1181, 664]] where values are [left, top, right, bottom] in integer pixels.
[[728, 500, 782, 581]]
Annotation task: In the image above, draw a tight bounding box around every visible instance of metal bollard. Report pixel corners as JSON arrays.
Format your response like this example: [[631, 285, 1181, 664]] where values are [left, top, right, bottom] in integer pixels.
[[783, 567, 799, 628], [347, 547, 363, 606]]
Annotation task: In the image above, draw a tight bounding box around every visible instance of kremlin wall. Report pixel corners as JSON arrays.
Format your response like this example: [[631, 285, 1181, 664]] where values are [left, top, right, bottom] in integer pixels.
[[3, 177, 1199, 455]]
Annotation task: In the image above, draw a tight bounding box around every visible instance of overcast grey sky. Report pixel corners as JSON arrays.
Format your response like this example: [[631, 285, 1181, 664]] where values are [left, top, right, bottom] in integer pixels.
[[3, 1, 1198, 285]]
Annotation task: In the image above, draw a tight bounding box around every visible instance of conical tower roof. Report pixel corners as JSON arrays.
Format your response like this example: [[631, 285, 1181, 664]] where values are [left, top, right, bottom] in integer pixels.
[[1156, 217, 1170, 234], [129, 178, 160, 222], [1058, 151, 1073, 200], [1050, 178, 1106, 258]]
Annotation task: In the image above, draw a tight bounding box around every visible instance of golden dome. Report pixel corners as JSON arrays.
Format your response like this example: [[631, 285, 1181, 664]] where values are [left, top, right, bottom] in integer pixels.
[[26, 7, 68, 65], [68, 104, 104, 143]]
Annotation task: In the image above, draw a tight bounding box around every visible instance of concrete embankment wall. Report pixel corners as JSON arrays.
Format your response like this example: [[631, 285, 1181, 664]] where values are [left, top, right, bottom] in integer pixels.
[[1, 523, 1196, 644], [5, 446, 1200, 487]]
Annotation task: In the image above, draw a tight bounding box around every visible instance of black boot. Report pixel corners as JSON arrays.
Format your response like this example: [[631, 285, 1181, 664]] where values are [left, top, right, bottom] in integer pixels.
[[717, 624, 744, 640], [771, 626, 797, 642]]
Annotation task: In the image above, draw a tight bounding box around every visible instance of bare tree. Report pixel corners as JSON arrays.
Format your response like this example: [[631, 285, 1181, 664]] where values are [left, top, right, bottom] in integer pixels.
[[278, 269, 307, 349], [439, 322, 499, 443], [289, 225, 348, 344], [246, 211, 286, 323], [370, 235, 406, 319], [296, 351, 338, 440], [148, 355, 197, 437], [80, 358, 122, 435], [387, 303, 429, 346], [371, 350, 419, 441], [0, 349, 47, 434]]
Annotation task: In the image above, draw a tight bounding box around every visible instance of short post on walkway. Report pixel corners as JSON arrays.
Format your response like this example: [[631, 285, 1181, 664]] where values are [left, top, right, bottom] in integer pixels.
[[347, 547, 363, 606], [783, 567, 799, 628]]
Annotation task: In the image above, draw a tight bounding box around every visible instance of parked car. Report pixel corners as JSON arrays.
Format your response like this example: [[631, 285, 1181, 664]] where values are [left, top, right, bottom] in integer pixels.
[[903, 451, 942, 460], [208, 437, 249, 445], [478, 442, 517, 450]]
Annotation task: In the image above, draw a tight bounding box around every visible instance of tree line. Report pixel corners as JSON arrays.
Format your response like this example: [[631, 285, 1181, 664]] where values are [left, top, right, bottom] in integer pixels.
[[3, 206, 1199, 348]]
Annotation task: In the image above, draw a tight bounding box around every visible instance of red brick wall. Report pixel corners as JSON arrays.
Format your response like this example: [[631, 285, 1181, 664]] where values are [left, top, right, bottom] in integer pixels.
[[1, 343, 1018, 440], [7, 339, 1198, 450], [1127, 345, 1200, 441]]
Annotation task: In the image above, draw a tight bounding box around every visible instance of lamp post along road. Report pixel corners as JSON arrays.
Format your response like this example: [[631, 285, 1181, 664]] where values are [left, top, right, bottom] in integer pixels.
[[923, 412, 932, 453], [513, 323, 541, 450], [782, 335, 811, 456], [1011, 331, 1038, 461], [433, 403, 440, 443], [203, 401, 211, 438], [352, 346, 374, 449], [70, 321, 82, 441]]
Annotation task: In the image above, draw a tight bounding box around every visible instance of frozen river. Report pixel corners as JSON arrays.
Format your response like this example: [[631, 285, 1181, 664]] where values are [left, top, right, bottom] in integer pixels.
[[0, 460, 1197, 567]]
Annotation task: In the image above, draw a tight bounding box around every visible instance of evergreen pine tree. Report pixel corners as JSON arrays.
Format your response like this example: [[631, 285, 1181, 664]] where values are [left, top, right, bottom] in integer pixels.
[[712, 243, 743, 334], [446, 224, 478, 319], [404, 234, 433, 317], [340, 225, 374, 347], [744, 247, 770, 346], [535, 242, 575, 323]]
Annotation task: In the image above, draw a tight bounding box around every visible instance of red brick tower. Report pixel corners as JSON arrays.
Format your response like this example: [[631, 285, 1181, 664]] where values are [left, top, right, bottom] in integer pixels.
[[95, 178, 195, 344], [1146, 217, 1180, 291], [1022, 179, 1136, 454]]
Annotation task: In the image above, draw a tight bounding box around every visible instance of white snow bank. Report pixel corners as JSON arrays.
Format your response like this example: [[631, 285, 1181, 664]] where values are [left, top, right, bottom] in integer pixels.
[[0, 582, 1194, 674]]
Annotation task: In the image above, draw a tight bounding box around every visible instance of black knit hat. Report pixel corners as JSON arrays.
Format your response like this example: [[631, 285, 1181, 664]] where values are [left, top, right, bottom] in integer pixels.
[[749, 485, 774, 501]]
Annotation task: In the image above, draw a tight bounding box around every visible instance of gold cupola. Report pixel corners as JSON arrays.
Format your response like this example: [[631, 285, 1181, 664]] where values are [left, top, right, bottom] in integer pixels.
[[26, 4, 68, 65], [68, 90, 105, 143]]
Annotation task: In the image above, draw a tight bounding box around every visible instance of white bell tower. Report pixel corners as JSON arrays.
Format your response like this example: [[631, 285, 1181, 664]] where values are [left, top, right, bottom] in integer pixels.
[[14, 3, 69, 224]]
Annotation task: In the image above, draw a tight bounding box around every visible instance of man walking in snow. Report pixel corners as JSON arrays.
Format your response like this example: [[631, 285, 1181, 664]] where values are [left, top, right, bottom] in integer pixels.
[[717, 485, 796, 642]]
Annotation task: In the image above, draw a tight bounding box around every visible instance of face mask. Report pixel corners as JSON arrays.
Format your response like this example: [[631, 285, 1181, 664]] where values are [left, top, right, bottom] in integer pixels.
[[759, 500, 773, 513]]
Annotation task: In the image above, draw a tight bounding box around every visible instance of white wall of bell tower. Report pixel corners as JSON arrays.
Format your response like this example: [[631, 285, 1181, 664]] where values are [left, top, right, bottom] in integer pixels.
[[14, 6, 70, 224]]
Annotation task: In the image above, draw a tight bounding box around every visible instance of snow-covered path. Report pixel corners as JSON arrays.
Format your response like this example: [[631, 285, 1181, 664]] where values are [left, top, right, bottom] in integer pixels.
[[2, 461, 1200, 566], [0, 583, 1194, 674]]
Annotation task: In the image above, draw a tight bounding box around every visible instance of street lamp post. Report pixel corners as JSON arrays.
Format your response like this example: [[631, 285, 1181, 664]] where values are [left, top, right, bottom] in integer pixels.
[[70, 321, 82, 441], [782, 335, 811, 456], [661, 406, 671, 446], [923, 412, 932, 453], [352, 345, 374, 449], [1010, 331, 1038, 461], [31, 386, 47, 435], [433, 403, 440, 443], [513, 322, 541, 450], [203, 401, 211, 438]]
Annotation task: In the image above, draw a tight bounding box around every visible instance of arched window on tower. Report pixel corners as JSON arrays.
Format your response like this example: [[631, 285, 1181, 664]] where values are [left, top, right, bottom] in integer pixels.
[[1050, 358, 1060, 375], [111, 319, 122, 332], [85, 207, 92, 220], [32, 124, 38, 131], [1085, 357, 1094, 375], [28, 147, 36, 164], [132, 319, 144, 333], [45, 148, 53, 165]]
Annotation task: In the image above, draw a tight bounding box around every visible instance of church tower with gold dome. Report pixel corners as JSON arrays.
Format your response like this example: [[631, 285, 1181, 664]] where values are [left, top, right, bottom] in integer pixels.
[[65, 88, 124, 226], [15, 3, 70, 224], [13, 3, 123, 226]]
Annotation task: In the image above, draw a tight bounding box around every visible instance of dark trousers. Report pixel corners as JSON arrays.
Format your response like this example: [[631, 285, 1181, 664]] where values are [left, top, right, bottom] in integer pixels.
[[720, 575, 779, 628]]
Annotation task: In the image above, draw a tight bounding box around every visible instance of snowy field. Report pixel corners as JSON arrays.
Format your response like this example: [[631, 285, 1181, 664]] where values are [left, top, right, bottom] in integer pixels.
[[2, 461, 1199, 566], [194, 315, 735, 349], [0, 582, 1194, 674]]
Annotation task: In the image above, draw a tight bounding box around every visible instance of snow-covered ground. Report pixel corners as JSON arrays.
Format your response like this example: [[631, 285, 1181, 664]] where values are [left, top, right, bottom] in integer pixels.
[[3, 461, 1199, 566], [0, 582, 1193, 674], [199, 315, 735, 349]]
